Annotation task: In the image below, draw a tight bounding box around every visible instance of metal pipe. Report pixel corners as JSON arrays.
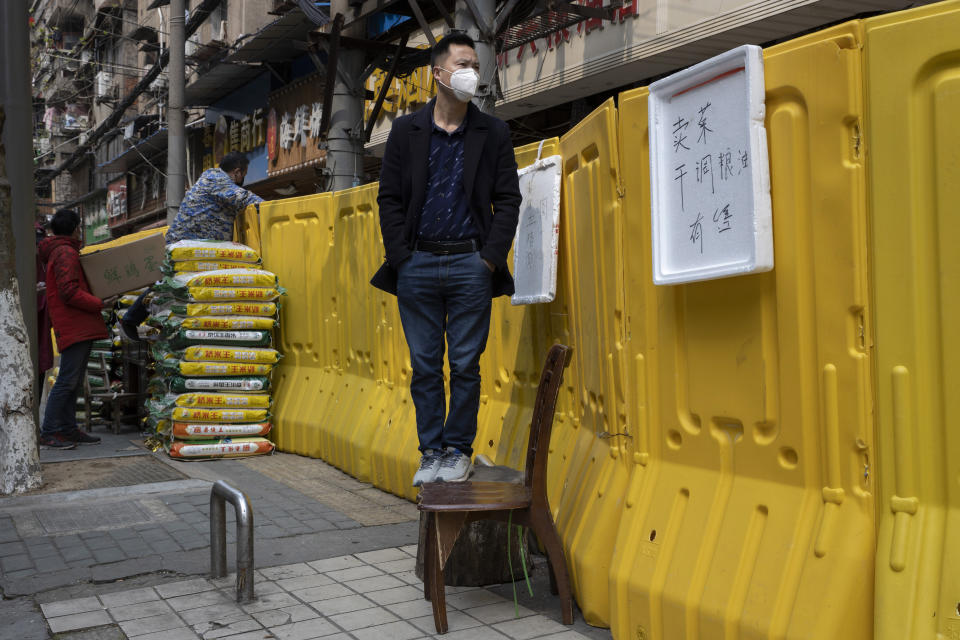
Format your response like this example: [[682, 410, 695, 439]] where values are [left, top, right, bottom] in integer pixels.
[[166, 0, 186, 225], [209, 480, 255, 603]]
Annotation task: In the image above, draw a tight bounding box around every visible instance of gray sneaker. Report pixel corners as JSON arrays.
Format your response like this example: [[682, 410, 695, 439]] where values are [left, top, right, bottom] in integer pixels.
[[435, 447, 472, 483], [412, 449, 443, 487]]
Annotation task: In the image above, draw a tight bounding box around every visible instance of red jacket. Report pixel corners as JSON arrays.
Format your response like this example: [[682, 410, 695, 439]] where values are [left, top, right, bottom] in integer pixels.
[[39, 236, 108, 351]]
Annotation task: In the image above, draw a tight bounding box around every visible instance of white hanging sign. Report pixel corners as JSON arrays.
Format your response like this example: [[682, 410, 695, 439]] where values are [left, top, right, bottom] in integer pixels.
[[648, 45, 773, 285], [511, 147, 562, 305]]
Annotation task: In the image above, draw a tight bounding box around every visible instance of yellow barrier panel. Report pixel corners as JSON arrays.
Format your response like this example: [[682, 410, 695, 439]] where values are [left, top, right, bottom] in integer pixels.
[[550, 99, 630, 627], [259, 193, 335, 457], [865, 2, 960, 638], [609, 22, 874, 640], [234, 204, 262, 256]]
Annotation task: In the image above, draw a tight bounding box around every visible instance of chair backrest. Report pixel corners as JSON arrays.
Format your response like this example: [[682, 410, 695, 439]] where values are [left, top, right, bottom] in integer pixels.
[[524, 344, 573, 499]]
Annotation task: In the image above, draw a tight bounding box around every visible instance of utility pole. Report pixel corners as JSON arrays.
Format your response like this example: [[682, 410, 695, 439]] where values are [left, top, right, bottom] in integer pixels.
[[0, 0, 42, 494], [327, 0, 365, 191], [456, 0, 496, 114], [166, 0, 187, 224]]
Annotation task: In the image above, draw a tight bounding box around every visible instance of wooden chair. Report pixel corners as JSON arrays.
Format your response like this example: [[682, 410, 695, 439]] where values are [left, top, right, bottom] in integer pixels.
[[418, 343, 574, 634]]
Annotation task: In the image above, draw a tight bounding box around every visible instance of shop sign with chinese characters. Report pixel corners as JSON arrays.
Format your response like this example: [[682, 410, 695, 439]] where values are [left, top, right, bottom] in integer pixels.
[[648, 45, 772, 285], [202, 109, 267, 170], [266, 72, 327, 176]]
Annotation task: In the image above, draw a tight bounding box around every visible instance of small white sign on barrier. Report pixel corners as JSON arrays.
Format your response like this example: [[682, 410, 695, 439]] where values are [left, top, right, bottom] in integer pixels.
[[648, 44, 773, 285], [511, 152, 562, 305]]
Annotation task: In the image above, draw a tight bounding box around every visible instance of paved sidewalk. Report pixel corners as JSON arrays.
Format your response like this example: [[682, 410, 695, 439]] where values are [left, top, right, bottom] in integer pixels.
[[40, 548, 589, 640], [0, 434, 612, 640]]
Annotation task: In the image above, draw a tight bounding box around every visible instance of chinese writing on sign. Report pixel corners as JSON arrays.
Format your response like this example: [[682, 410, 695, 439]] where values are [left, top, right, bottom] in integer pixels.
[[648, 45, 773, 284], [671, 100, 750, 254]]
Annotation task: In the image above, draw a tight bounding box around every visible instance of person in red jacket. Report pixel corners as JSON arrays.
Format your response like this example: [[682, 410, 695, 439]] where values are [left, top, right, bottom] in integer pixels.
[[37, 210, 111, 448]]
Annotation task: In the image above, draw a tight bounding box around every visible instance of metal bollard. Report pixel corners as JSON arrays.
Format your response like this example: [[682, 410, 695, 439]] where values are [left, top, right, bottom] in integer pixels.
[[209, 480, 255, 603]]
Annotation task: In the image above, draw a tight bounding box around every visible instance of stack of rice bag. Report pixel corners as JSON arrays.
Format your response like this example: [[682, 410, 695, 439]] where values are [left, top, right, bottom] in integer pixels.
[[145, 240, 282, 460]]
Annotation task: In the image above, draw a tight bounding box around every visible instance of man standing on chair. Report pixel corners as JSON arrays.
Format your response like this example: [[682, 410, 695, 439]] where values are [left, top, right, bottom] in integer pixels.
[[371, 32, 521, 486]]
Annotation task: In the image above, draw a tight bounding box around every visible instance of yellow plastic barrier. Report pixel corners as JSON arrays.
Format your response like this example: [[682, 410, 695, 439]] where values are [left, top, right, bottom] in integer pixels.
[[864, 2, 960, 638], [234, 204, 262, 256], [609, 22, 874, 640], [250, 7, 958, 637]]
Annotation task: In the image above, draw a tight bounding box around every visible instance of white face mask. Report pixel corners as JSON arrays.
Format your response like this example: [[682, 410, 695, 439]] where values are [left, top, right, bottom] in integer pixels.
[[438, 67, 480, 102]]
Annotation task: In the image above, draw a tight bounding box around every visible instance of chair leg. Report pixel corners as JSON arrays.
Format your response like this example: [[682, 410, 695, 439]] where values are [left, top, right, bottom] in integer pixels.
[[423, 516, 432, 602], [427, 515, 449, 633], [530, 509, 574, 625]]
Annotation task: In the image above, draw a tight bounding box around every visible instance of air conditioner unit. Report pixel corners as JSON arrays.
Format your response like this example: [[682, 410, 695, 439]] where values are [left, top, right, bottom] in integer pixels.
[[149, 73, 168, 92], [95, 71, 113, 98], [213, 19, 227, 42]]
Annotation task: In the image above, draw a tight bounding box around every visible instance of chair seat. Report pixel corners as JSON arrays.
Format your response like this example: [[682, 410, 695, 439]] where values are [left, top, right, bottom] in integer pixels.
[[418, 481, 532, 512]]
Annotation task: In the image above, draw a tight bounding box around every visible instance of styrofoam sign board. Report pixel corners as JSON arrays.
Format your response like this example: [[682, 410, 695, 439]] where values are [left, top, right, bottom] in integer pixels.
[[648, 44, 773, 285], [511, 154, 562, 305]]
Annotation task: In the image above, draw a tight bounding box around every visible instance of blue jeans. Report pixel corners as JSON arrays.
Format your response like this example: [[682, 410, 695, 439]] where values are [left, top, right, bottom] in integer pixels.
[[397, 251, 493, 456], [41, 340, 92, 435]]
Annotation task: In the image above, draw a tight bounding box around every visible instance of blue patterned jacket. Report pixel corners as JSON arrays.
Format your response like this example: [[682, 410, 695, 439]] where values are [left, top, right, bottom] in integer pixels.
[[166, 168, 263, 243]]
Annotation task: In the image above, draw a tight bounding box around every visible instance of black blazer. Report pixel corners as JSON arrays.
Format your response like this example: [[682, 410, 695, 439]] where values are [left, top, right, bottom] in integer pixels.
[[370, 99, 522, 297]]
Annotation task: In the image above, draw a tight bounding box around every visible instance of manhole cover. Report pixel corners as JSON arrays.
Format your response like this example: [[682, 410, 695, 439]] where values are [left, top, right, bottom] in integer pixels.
[[35, 456, 187, 494], [34, 501, 155, 534]]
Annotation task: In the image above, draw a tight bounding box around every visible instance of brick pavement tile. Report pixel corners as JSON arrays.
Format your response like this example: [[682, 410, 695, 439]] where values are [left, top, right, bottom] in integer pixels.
[[289, 583, 354, 604], [118, 539, 148, 554], [86, 536, 118, 550], [351, 620, 425, 640], [33, 555, 69, 573], [384, 598, 436, 620], [166, 590, 233, 612], [399, 544, 418, 556], [275, 574, 334, 592], [462, 601, 535, 624], [394, 570, 422, 586], [193, 616, 262, 639], [168, 503, 197, 515], [309, 594, 376, 617], [119, 613, 189, 637], [108, 599, 174, 622], [178, 602, 247, 626], [239, 591, 302, 614], [445, 589, 507, 610], [0, 541, 26, 556], [410, 610, 484, 635], [92, 548, 128, 564], [155, 578, 216, 599], [53, 533, 83, 547], [110, 528, 141, 540], [252, 581, 284, 596], [271, 517, 303, 530], [250, 604, 319, 627], [26, 544, 59, 559], [59, 545, 93, 562], [99, 587, 160, 608], [284, 525, 313, 535], [306, 555, 364, 574], [4, 568, 38, 579], [439, 627, 510, 640], [269, 618, 341, 640], [132, 627, 199, 640], [535, 632, 592, 640], [372, 557, 416, 574], [180, 537, 208, 551], [252, 525, 286, 539], [258, 563, 317, 581], [41, 596, 103, 618], [149, 540, 183, 554], [492, 616, 571, 640], [300, 519, 336, 532], [355, 548, 409, 564], [363, 585, 423, 606], [1, 553, 32, 573], [46, 610, 112, 633], [328, 606, 398, 631], [325, 565, 382, 582], [343, 574, 406, 594]]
